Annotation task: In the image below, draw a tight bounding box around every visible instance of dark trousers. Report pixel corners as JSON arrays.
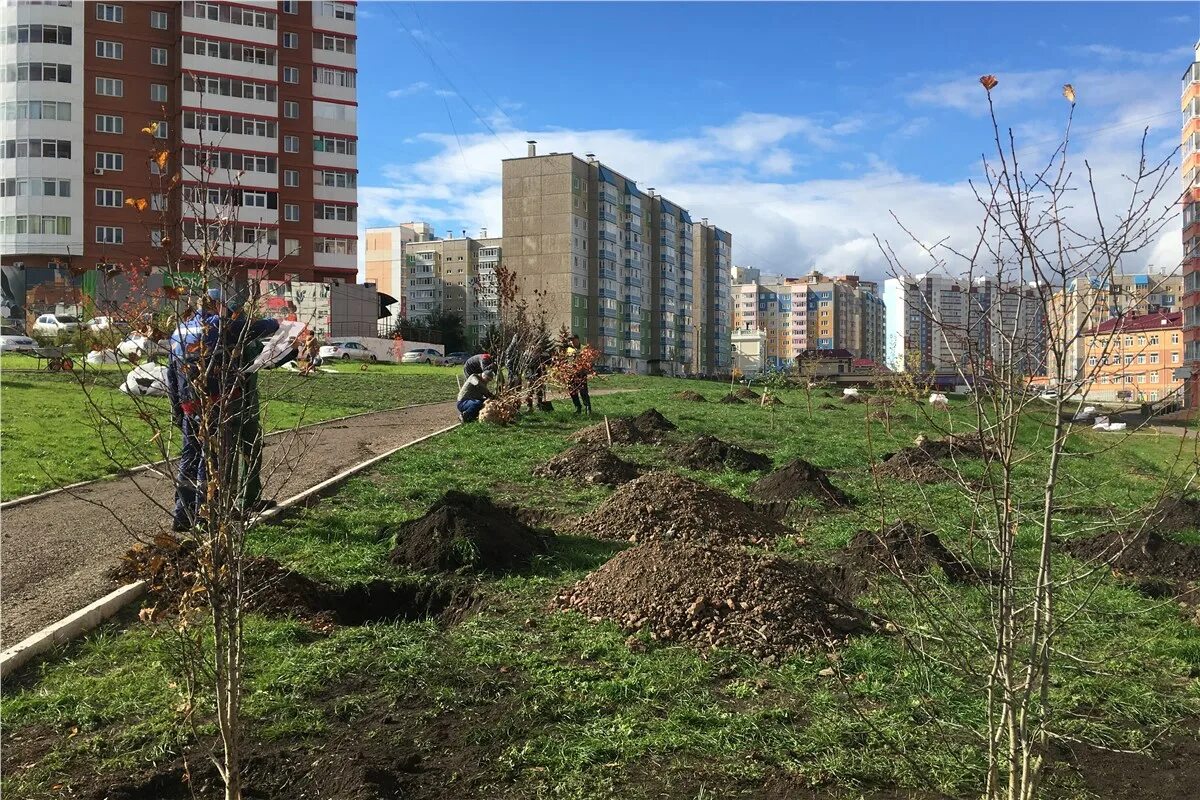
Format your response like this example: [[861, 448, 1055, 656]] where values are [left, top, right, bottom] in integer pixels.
[[173, 414, 206, 527], [457, 398, 485, 422], [233, 399, 262, 509], [570, 381, 591, 413]]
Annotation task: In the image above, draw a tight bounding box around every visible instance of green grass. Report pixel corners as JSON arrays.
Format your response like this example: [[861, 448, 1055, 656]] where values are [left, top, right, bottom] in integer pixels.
[[0, 354, 461, 499], [3, 378, 1198, 799]]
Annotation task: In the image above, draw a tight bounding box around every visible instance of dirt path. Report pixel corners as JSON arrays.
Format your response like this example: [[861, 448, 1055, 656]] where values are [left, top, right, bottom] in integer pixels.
[[0, 401, 458, 647]]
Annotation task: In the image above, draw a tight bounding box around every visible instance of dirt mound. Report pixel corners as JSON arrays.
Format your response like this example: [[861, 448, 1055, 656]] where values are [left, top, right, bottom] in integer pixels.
[[1063, 529, 1200, 582], [575, 471, 792, 547], [114, 538, 463, 626], [389, 490, 551, 573], [734, 387, 760, 400], [818, 402, 844, 411], [673, 390, 707, 402], [874, 434, 992, 484], [749, 459, 850, 507], [532, 444, 640, 486], [831, 521, 989, 598], [841, 393, 864, 404], [552, 540, 868, 660], [718, 393, 745, 405], [760, 394, 784, 406], [671, 435, 771, 473], [1148, 496, 1200, 534], [570, 407, 676, 446]]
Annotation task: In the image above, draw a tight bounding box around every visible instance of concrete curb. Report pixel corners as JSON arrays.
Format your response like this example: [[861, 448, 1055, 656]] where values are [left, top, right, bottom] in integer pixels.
[[0, 421, 462, 679], [0, 399, 456, 510]]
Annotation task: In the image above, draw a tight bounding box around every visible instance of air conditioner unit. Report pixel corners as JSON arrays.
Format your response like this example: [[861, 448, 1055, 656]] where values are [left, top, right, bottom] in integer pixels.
[[94, 168, 105, 175]]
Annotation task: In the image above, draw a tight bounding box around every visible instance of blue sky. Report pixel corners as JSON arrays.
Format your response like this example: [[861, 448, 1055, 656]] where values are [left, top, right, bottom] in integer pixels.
[[354, 1, 1199, 280]]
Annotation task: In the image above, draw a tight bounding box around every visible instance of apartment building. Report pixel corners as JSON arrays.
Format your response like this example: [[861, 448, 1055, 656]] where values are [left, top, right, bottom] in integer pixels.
[[884, 274, 1045, 375], [1046, 272, 1183, 381], [500, 144, 731, 376], [731, 269, 886, 370], [364, 221, 432, 320], [1181, 41, 1200, 406], [401, 230, 501, 347], [0, 0, 359, 329], [1078, 310, 1186, 403]]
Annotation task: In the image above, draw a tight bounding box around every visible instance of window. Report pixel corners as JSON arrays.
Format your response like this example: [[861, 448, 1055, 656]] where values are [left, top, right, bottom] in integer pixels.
[[150, 10, 168, 29], [316, 203, 355, 222], [150, 48, 168, 66], [150, 193, 165, 211], [95, 77, 123, 97], [284, 238, 300, 256], [3, 62, 73, 83], [242, 191, 268, 208], [95, 114, 123, 134], [282, 0, 299, 12], [283, 135, 299, 153], [283, 101, 299, 119], [319, 2, 355, 21], [155, 121, 168, 139], [0, 178, 71, 198], [151, 229, 164, 248], [95, 4, 123, 22], [95, 40, 123, 59], [1151, 371, 1159, 383], [96, 152, 123, 171], [1137, 354, 1146, 364], [95, 226, 124, 244], [317, 34, 355, 54], [283, 67, 299, 83], [95, 188, 123, 207], [151, 83, 168, 103], [1171, 333, 1180, 345], [1123, 354, 1133, 365], [1, 100, 71, 120], [1172, 352, 1180, 363], [284, 169, 299, 187], [284, 204, 299, 222], [283, 32, 298, 48], [313, 66, 356, 88], [313, 134, 356, 155], [318, 170, 357, 188]]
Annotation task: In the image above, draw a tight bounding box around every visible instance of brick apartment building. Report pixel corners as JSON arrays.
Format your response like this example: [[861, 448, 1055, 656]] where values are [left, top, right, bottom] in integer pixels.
[[1078, 309, 1186, 403], [1, 0, 359, 329]]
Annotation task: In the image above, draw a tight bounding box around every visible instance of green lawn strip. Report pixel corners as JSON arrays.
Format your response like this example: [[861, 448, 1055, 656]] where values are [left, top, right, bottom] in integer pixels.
[[3, 384, 1198, 798], [0, 356, 460, 498]]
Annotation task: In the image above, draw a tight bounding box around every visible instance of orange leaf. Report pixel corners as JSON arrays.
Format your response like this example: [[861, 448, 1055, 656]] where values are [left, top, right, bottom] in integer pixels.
[[142, 122, 159, 135], [155, 150, 169, 170], [134, 198, 148, 212], [979, 75, 998, 91], [1062, 83, 1076, 104]]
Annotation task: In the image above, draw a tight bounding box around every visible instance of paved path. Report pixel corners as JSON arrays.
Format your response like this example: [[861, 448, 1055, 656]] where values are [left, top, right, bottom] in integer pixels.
[[0, 401, 457, 647]]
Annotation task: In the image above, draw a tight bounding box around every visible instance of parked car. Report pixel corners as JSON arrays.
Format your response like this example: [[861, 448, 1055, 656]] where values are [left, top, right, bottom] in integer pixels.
[[443, 351, 469, 366], [0, 324, 36, 353], [31, 313, 81, 337], [317, 341, 377, 363], [401, 348, 447, 365]]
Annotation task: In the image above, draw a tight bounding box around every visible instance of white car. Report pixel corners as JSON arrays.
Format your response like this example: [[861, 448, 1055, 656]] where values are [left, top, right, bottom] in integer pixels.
[[318, 341, 377, 363], [32, 313, 81, 337], [0, 324, 36, 353], [401, 348, 446, 365]]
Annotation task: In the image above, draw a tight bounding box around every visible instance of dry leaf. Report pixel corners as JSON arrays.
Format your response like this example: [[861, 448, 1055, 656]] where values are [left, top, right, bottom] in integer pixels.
[[155, 150, 169, 170], [1062, 83, 1076, 104], [141, 122, 159, 135], [979, 74, 998, 91]]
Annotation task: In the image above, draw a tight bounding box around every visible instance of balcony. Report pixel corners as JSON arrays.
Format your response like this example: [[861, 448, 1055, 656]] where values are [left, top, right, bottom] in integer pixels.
[[599, 208, 617, 223], [598, 247, 617, 261], [599, 286, 618, 300], [599, 229, 619, 244], [628, 241, 643, 253], [599, 265, 617, 280], [624, 276, 643, 288], [599, 186, 619, 204]]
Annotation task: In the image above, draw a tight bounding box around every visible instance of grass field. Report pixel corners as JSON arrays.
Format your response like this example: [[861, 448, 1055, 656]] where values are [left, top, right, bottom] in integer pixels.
[[0, 355, 461, 499], [2, 378, 1198, 799]]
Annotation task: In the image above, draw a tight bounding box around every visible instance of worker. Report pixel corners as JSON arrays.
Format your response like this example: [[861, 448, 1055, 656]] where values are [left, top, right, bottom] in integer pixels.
[[565, 334, 592, 415], [462, 351, 493, 379], [456, 369, 495, 423], [225, 298, 279, 519], [167, 288, 279, 532]]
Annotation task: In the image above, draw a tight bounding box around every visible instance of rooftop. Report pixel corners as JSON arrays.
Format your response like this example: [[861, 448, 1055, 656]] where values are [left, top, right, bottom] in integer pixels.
[[1084, 309, 1182, 337]]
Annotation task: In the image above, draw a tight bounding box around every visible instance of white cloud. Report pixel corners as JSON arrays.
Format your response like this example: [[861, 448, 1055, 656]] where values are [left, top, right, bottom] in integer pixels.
[[387, 81, 431, 98], [1067, 43, 1193, 67], [359, 103, 1181, 286]]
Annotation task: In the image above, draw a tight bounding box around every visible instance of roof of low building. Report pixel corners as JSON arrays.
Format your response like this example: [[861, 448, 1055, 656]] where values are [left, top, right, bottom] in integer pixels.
[[795, 348, 855, 360], [1083, 309, 1182, 337]]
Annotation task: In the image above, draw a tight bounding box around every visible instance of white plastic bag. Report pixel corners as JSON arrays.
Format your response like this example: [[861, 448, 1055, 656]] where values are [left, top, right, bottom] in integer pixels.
[[86, 349, 121, 365], [119, 363, 169, 396]]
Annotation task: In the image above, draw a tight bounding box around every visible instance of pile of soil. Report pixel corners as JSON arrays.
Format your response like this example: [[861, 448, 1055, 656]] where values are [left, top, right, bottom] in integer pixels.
[[818, 402, 844, 411], [551, 540, 868, 660], [830, 521, 988, 598], [389, 490, 551, 573], [841, 393, 864, 404], [1148, 496, 1200, 534], [571, 408, 677, 446], [575, 471, 793, 546], [718, 393, 745, 405], [1062, 529, 1200, 583], [532, 443, 640, 486], [734, 387, 761, 400], [749, 459, 851, 508], [671, 435, 771, 473], [673, 390, 707, 402], [113, 538, 463, 626], [874, 433, 993, 484]]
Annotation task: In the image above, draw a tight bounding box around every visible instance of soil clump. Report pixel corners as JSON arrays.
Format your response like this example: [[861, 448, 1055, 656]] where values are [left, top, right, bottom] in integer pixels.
[[532, 444, 640, 486], [734, 387, 760, 400], [718, 393, 745, 405], [673, 390, 707, 402], [874, 432, 993, 484], [829, 521, 989, 598], [552, 540, 868, 660], [571, 407, 677, 446], [749, 459, 851, 508], [671, 435, 772, 473], [1063, 529, 1200, 583], [575, 471, 793, 546], [389, 490, 552, 573]]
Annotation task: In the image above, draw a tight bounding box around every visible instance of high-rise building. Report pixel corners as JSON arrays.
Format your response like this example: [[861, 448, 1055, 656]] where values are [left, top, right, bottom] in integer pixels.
[[1046, 272, 1183, 381], [1, 0, 359, 328], [500, 144, 731, 375], [400, 230, 501, 347], [731, 269, 886, 369], [884, 274, 1044, 375], [1181, 41, 1200, 407], [364, 221, 432, 321]]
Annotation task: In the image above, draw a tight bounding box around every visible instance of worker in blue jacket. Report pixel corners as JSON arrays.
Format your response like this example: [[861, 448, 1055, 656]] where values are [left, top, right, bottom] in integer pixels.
[[167, 288, 279, 531]]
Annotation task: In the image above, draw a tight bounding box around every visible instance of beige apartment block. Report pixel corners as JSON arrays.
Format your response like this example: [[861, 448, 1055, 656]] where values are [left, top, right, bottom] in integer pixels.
[[731, 270, 886, 369], [501, 144, 731, 375], [401, 231, 501, 347]]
